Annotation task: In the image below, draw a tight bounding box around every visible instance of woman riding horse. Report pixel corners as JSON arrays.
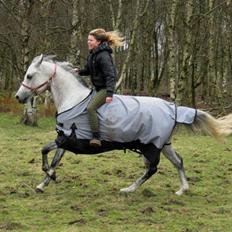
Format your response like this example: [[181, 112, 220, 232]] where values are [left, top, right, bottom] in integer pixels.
[[78, 28, 124, 147], [15, 54, 232, 194]]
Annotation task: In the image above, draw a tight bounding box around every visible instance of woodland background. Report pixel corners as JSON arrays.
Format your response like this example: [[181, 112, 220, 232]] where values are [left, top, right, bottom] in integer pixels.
[[1, 2, 232, 231], [0, 0, 232, 112]]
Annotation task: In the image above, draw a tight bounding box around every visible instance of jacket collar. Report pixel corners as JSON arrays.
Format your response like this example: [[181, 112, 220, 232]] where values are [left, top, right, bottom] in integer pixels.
[[90, 42, 112, 54]]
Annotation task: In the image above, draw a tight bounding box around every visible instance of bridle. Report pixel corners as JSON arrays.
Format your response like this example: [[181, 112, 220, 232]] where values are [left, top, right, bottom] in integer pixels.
[[21, 64, 57, 95]]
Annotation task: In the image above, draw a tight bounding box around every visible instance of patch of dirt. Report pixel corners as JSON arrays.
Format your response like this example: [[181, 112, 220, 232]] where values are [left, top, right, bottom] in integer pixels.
[[165, 199, 185, 206], [68, 219, 86, 225], [128, 174, 136, 179], [187, 176, 202, 183], [157, 170, 167, 176], [8, 187, 17, 195], [5, 184, 33, 198], [193, 169, 202, 174], [71, 160, 81, 164], [140, 207, 155, 215], [182, 228, 199, 232], [101, 170, 112, 175], [19, 171, 31, 176], [142, 188, 156, 197], [213, 207, 230, 214], [28, 158, 35, 164], [0, 222, 26, 231], [114, 169, 126, 177], [97, 208, 108, 217], [18, 191, 31, 198], [70, 205, 82, 211]]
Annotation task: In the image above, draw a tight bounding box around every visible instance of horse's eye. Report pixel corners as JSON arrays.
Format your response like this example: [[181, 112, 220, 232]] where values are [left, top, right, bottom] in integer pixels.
[[27, 74, 33, 80]]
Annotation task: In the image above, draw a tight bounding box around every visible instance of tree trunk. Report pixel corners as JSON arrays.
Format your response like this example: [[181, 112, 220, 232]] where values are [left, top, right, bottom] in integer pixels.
[[19, 0, 38, 126], [116, 0, 150, 92], [167, 0, 178, 101], [176, 0, 193, 106], [207, 0, 215, 104], [109, 0, 122, 30], [68, 0, 82, 66]]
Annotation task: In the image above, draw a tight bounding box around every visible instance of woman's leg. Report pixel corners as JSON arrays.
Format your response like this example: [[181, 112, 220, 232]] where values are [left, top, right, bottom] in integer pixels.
[[87, 89, 107, 146]]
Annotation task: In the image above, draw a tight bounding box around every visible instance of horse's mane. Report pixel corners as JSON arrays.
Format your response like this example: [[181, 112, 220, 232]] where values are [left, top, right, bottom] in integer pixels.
[[32, 55, 89, 87]]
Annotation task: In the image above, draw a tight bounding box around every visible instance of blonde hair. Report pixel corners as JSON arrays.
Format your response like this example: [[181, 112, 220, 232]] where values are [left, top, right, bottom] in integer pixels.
[[89, 28, 124, 48]]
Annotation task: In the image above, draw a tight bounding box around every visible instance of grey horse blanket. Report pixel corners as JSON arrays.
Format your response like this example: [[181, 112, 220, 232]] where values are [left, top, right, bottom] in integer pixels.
[[56, 91, 197, 149]]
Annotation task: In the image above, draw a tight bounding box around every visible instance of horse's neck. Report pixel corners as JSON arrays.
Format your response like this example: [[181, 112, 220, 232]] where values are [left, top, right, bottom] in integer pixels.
[[51, 67, 90, 113]]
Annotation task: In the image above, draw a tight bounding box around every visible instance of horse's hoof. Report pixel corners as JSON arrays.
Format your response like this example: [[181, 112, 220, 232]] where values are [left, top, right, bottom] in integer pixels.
[[35, 186, 44, 193], [120, 188, 129, 193], [120, 186, 136, 193], [175, 190, 183, 196], [175, 187, 189, 196]]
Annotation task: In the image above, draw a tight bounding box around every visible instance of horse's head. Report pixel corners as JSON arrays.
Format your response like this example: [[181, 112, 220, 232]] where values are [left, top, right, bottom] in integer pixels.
[[15, 54, 56, 103]]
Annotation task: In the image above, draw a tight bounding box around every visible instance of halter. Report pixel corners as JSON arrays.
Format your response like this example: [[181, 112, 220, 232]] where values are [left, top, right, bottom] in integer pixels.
[[21, 64, 57, 94]]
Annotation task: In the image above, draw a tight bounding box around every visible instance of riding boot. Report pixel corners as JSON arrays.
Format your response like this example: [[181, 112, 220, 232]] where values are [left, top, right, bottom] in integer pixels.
[[90, 132, 102, 147]]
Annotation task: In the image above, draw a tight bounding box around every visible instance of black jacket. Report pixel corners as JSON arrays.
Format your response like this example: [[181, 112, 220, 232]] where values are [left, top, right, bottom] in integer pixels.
[[79, 42, 117, 97]]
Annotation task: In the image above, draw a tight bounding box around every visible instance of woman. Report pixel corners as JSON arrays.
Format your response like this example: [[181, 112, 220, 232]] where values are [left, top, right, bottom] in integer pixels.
[[78, 28, 124, 147]]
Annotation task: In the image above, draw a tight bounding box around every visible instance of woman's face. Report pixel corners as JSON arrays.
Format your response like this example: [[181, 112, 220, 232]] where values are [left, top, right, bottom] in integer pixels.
[[87, 35, 100, 50]]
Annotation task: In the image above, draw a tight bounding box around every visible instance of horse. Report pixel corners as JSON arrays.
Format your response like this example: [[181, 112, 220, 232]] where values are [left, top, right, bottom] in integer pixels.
[[15, 54, 232, 195]]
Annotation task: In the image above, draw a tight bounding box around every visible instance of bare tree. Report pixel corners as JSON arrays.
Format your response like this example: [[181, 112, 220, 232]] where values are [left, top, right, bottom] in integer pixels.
[[0, 0, 231, 114], [116, 0, 150, 92], [19, 0, 38, 126], [68, 0, 82, 66], [166, 0, 178, 101]]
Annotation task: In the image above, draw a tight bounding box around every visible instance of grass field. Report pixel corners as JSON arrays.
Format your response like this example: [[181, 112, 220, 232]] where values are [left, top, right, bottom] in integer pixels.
[[0, 112, 232, 232]]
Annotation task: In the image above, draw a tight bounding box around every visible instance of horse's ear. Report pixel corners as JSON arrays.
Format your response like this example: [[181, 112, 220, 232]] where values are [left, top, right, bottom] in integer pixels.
[[35, 54, 44, 67]]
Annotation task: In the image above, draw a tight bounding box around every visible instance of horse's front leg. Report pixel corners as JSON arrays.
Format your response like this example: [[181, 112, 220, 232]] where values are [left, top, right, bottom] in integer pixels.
[[41, 141, 58, 172], [36, 148, 65, 193]]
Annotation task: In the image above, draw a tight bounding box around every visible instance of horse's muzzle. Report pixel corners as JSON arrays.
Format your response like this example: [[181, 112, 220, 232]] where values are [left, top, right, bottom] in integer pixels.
[[15, 94, 27, 104]]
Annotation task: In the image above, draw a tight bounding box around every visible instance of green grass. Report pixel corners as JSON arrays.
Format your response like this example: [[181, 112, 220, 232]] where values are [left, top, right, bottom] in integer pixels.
[[0, 112, 232, 231]]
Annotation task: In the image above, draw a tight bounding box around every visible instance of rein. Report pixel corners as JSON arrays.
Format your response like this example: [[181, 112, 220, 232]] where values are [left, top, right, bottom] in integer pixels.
[[21, 64, 57, 94]]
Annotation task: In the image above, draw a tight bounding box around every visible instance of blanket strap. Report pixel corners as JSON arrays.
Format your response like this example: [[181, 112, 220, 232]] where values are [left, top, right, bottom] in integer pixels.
[[129, 149, 143, 155]]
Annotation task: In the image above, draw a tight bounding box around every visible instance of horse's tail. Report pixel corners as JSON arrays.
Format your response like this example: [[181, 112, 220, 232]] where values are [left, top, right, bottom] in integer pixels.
[[191, 110, 232, 142]]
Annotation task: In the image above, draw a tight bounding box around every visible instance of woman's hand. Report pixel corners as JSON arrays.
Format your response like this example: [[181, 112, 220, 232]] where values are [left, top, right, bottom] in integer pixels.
[[106, 97, 113, 103], [74, 67, 80, 73]]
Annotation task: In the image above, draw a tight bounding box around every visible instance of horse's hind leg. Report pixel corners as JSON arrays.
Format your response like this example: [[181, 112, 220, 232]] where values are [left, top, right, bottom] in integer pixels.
[[120, 157, 158, 193], [120, 145, 160, 193], [162, 144, 189, 195]]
